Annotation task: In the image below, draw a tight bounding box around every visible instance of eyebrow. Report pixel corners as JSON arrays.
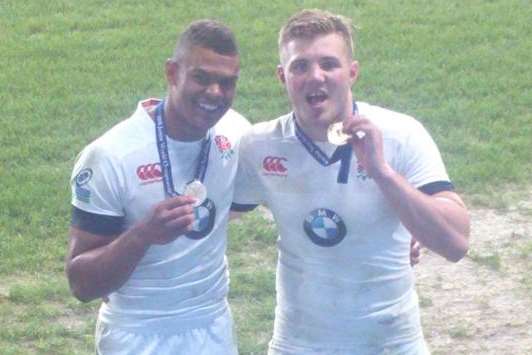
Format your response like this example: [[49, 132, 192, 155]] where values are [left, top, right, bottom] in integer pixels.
[[192, 68, 239, 80], [320, 56, 340, 62]]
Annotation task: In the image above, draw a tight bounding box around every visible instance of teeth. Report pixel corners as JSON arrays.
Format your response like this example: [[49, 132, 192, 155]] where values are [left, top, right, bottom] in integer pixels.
[[307, 91, 327, 99], [307, 91, 327, 104], [198, 103, 219, 112]]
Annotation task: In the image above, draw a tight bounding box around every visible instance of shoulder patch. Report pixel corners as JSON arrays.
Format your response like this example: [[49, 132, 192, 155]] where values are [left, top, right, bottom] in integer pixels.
[[74, 168, 93, 202]]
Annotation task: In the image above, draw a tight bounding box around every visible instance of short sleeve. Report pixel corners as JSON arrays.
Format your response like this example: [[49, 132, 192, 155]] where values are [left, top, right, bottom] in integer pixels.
[[397, 121, 451, 188], [70, 143, 125, 217], [233, 134, 265, 206]]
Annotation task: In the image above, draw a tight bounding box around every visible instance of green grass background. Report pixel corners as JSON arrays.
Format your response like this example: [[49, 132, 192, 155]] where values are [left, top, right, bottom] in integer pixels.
[[0, 0, 530, 353]]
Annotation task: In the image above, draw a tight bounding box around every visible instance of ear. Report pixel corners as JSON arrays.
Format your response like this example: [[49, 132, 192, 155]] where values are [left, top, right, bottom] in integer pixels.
[[165, 59, 179, 86], [276, 65, 286, 84], [349, 60, 359, 86]]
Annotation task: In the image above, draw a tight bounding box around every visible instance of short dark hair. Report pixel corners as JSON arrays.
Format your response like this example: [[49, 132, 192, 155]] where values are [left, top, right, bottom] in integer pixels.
[[173, 19, 238, 60], [279, 9, 354, 58]]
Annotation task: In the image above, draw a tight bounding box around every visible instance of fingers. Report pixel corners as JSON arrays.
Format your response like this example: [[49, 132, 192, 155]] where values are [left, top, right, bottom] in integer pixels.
[[341, 115, 364, 144], [160, 200, 195, 221], [342, 113, 389, 179], [342, 115, 370, 169], [342, 114, 371, 140], [344, 116, 372, 161], [157, 201, 196, 232], [142, 196, 198, 244], [164, 211, 196, 230], [164, 195, 198, 209], [410, 238, 422, 267]]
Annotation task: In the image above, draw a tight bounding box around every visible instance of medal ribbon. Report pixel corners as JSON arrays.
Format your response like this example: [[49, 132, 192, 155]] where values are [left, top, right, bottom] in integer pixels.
[[293, 102, 358, 184], [155, 100, 211, 197]]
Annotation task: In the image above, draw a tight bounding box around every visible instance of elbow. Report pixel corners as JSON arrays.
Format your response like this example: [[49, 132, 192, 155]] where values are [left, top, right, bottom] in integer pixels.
[[70, 284, 95, 303], [67, 279, 94, 303], [65, 264, 97, 303], [445, 237, 469, 263], [444, 217, 471, 263]]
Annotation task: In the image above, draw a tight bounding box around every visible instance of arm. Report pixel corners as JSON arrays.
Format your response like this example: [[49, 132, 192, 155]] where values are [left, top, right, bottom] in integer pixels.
[[66, 195, 196, 302], [373, 169, 469, 262], [344, 115, 470, 262]]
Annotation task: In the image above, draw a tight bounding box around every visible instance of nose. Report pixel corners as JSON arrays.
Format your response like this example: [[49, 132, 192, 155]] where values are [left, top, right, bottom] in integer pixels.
[[205, 82, 222, 98], [308, 63, 325, 82]]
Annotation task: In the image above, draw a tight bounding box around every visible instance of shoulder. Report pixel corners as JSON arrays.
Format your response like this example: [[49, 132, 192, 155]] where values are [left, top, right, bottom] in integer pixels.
[[219, 108, 250, 126], [214, 108, 252, 142], [83, 103, 155, 161], [358, 102, 429, 142], [243, 113, 292, 143]]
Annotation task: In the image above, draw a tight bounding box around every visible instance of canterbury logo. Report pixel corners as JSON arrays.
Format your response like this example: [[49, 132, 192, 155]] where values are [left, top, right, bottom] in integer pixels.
[[136, 163, 162, 182], [262, 156, 287, 175]]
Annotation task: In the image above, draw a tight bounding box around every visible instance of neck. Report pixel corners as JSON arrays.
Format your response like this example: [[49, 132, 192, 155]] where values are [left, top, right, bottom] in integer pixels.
[[162, 100, 206, 142], [294, 96, 355, 142], [294, 116, 329, 142]]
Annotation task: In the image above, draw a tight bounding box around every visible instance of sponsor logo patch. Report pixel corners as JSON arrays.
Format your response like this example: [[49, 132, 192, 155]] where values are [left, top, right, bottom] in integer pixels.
[[303, 208, 346, 247], [214, 135, 234, 160], [137, 163, 162, 184], [74, 168, 92, 202], [262, 156, 288, 176]]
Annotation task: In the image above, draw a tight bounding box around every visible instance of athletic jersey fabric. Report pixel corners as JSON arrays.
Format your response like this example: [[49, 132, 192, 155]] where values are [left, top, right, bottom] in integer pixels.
[[70, 99, 250, 331], [234, 102, 449, 352]]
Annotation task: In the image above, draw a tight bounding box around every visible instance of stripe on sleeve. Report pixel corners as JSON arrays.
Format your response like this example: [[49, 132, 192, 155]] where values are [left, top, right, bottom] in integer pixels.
[[71, 206, 124, 236]]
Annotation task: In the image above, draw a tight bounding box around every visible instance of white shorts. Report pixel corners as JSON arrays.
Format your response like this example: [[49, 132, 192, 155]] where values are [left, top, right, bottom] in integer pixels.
[[268, 337, 430, 355], [95, 310, 237, 355]]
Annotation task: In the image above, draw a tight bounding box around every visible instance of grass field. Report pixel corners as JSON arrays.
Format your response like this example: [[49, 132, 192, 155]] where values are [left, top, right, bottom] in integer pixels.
[[0, 0, 531, 353]]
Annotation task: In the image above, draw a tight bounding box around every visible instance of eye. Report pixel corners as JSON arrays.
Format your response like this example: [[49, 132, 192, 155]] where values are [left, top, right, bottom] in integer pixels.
[[219, 77, 237, 90], [289, 60, 308, 75], [192, 71, 210, 86], [320, 58, 340, 71]]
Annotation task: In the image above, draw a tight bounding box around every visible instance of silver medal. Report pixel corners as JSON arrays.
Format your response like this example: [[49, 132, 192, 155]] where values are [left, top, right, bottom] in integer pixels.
[[327, 122, 365, 145], [183, 180, 207, 207], [327, 122, 351, 145]]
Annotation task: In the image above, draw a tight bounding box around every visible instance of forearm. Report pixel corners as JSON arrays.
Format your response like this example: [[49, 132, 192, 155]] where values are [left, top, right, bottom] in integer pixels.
[[67, 225, 150, 302], [373, 166, 470, 262]]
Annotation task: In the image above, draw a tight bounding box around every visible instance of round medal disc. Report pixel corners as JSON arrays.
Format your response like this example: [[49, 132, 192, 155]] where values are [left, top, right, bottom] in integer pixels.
[[327, 122, 351, 145], [183, 180, 207, 207]]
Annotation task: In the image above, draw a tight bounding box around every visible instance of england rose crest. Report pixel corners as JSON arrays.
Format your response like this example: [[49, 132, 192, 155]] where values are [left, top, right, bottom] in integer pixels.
[[214, 135, 234, 160]]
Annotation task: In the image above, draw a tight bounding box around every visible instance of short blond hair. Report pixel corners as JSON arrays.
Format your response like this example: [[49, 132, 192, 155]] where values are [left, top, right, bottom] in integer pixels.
[[279, 9, 354, 58]]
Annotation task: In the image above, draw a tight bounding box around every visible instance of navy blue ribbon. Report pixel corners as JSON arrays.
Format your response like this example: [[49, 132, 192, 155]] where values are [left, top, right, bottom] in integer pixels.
[[154, 101, 211, 197], [293, 102, 358, 184]]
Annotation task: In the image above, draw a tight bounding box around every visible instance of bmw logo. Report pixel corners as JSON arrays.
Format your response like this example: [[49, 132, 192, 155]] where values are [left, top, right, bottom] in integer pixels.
[[303, 208, 346, 247]]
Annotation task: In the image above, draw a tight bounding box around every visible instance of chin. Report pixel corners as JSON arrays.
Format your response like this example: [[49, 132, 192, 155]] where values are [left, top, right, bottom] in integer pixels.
[[202, 114, 226, 131], [314, 110, 337, 126]]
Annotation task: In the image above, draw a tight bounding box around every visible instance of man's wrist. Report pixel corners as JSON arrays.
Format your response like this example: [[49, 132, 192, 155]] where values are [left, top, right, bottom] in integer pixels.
[[128, 223, 152, 249], [372, 163, 396, 184]]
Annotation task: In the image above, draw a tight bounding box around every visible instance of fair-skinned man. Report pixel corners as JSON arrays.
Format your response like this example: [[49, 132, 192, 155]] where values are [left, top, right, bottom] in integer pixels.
[[233, 9, 470, 354], [66, 20, 248, 354]]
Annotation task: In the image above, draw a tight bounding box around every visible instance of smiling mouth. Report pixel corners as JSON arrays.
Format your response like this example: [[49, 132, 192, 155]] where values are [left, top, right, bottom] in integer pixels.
[[198, 102, 220, 112], [196, 99, 227, 115]]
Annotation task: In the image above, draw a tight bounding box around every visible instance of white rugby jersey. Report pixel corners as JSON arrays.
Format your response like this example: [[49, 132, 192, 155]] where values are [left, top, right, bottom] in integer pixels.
[[234, 102, 450, 352], [70, 99, 250, 330]]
